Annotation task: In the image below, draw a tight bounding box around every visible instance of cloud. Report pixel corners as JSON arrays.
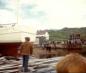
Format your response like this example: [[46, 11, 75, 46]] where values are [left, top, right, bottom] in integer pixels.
[[0, 0, 17, 24], [16, 0, 46, 20], [0, 0, 8, 9], [20, 4, 46, 20], [0, 0, 46, 26], [0, 0, 15, 11], [0, 10, 16, 24], [0, 0, 86, 30], [34, 0, 86, 29], [18, 1, 47, 28]]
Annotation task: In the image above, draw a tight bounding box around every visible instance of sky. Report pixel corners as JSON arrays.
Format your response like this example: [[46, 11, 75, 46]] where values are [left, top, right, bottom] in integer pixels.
[[0, 0, 86, 30]]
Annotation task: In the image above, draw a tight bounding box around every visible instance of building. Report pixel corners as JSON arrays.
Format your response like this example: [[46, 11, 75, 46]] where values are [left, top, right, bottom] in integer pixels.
[[36, 30, 49, 45]]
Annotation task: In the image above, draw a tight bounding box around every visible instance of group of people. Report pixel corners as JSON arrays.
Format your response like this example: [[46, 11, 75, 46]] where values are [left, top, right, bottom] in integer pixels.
[[66, 34, 82, 52], [18, 34, 83, 72], [42, 41, 59, 52]]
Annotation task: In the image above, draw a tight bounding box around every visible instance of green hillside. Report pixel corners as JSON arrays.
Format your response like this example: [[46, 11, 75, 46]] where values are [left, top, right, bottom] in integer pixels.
[[48, 27, 86, 41]]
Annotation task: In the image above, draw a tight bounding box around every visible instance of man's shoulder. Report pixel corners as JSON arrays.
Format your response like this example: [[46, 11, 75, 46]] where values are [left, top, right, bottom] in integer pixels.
[[22, 41, 33, 46], [29, 42, 33, 45], [26, 41, 32, 45]]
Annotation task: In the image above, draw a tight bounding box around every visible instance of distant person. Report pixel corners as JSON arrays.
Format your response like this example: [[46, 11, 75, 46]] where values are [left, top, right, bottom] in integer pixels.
[[46, 43, 51, 52], [18, 37, 33, 72]]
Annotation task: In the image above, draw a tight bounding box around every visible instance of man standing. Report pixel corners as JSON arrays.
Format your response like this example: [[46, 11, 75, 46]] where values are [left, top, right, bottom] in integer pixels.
[[19, 37, 33, 72]]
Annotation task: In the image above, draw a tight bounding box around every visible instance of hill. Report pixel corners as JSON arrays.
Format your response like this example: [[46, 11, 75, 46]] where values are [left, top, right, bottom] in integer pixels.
[[47, 27, 86, 41]]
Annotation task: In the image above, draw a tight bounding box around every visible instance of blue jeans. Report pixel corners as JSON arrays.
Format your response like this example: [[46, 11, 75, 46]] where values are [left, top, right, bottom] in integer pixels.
[[22, 55, 29, 72]]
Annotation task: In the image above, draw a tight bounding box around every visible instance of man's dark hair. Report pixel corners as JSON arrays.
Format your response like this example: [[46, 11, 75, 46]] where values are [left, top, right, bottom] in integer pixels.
[[25, 37, 30, 41]]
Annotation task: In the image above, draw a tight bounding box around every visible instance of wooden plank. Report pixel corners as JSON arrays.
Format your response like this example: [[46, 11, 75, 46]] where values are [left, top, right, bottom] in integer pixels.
[[0, 57, 63, 73]]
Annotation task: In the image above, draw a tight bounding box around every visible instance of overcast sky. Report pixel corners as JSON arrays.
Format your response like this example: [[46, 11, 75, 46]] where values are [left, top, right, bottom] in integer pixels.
[[0, 0, 86, 30]]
